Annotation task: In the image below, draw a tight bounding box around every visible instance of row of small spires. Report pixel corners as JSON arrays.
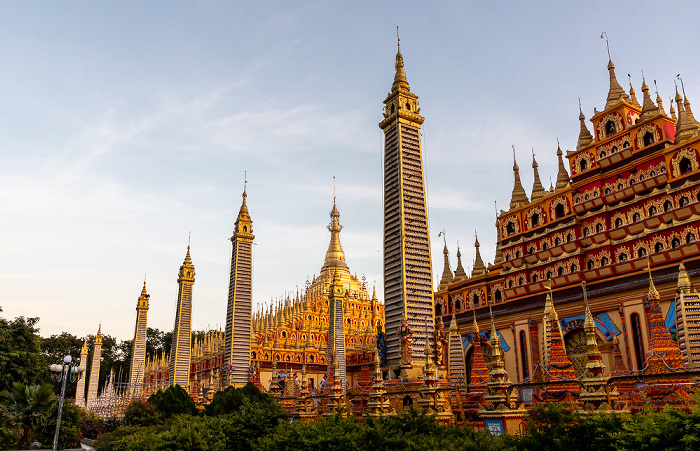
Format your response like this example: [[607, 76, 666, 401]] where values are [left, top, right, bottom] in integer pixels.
[[439, 234, 487, 290], [252, 279, 380, 338], [510, 58, 700, 212]]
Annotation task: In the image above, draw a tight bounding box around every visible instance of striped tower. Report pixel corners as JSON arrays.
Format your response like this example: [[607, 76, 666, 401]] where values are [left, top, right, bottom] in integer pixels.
[[447, 311, 465, 385], [129, 282, 149, 398], [169, 246, 195, 388], [224, 188, 255, 386], [676, 262, 700, 370], [86, 325, 103, 409], [75, 339, 88, 407], [379, 44, 434, 372], [326, 271, 346, 392]]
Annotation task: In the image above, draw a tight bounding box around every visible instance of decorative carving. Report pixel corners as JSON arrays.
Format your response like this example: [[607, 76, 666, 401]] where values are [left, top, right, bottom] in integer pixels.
[[549, 196, 570, 219], [636, 124, 661, 149], [632, 239, 652, 258], [502, 216, 521, 237], [467, 288, 485, 307], [564, 329, 603, 378], [613, 245, 631, 262], [611, 212, 626, 228], [598, 134, 633, 159], [576, 186, 601, 204], [628, 206, 645, 223], [524, 206, 545, 230], [435, 319, 448, 367], [573, 152, 594, 175], [596, 113, 624, 139], [397, 316, 413, 366], [671, 147, 699, 177]]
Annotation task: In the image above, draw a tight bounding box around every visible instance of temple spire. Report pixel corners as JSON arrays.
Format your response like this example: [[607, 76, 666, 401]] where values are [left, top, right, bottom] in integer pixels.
[[628, 74, 641, 108], [644, 261, 685, 371], [674, 82, 699, 142], [555, 141, 570, 190], [683, 92, 700, 128], [678, 261, 692, 292], [493, 202, 503, 265], [654, 80, 666, 116], [509, 147, 529, 209], [471, 232, 486, 277], [530, 150, 545, 201], [581, 282, 605, 379], [640, 77, 660, 121], [391, 45, 410, 95], [469, 304, 489, 387], [670, 96, 677, 121], [322, 195, 349, 274], [454, 245, 467, 281], [542, 286, 576, 380], [438, 232, 453, 290], [577, 101, 594, 150], [604, 58, 629, 110]]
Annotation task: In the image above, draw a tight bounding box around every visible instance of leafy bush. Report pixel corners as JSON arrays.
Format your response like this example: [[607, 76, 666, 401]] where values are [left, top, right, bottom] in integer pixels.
[[257, 410, 504, 451], [204, 382, 280, 416], [123, 399, 162, 426], [81, 409, 120, 440], [96, 416, 226, 451], [147, 384, 198, 418], [36, 401, 84, 450]]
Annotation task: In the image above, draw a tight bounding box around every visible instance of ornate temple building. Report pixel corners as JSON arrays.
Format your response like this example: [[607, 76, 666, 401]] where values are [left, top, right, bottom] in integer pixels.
[[81, 46, 700, 430], [247, 196, 384, 391], [435, 55, 700, 392], [137, 194, 385, 400]]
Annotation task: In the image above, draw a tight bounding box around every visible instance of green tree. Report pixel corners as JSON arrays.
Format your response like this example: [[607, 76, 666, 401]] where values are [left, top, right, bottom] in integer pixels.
[[145, 327, 172, 361], [36, 401, 84, 450], [41, 331, 84, 399], [123, 399, 162, 427], [0, 311, 49, 392], [204, 383, 287, 450], [0, 382, 57, 449], [204, 382, 280, 416], [148, 384, 198, 418], [611, 405, 700, 451]]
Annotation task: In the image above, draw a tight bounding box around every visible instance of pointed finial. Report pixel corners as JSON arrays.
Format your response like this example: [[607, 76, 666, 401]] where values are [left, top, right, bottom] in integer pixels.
[[581, 281, 590, 311], [487, 294, 497, 339], [601, 32, 611, 60], [509, 145, 529, 208], [652, 80, 666, 116], [646, 256, 660, 300], [244, 170, 247, 193], [333, 176, 337, 203], [577, 99, 594, 150], [601, 34, 628, 109], [678, 261, 691, 291], [670, 96, 677, 120], [531, 147, 545, 201], [396, 26, 400, 52], [188, 231, 191, 247], [628, 73, 641, 108]]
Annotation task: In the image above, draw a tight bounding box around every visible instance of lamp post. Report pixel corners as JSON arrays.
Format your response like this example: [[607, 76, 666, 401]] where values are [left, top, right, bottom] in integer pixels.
[[49, 355, 85, 451]]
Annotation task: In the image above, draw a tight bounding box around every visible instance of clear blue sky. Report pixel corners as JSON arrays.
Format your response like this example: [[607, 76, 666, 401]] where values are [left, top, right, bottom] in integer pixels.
[[2, 1, 699, 340]]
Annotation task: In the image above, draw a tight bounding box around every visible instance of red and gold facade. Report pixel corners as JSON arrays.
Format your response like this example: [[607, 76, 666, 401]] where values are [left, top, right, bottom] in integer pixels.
[[436, 58, 700, 389]]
